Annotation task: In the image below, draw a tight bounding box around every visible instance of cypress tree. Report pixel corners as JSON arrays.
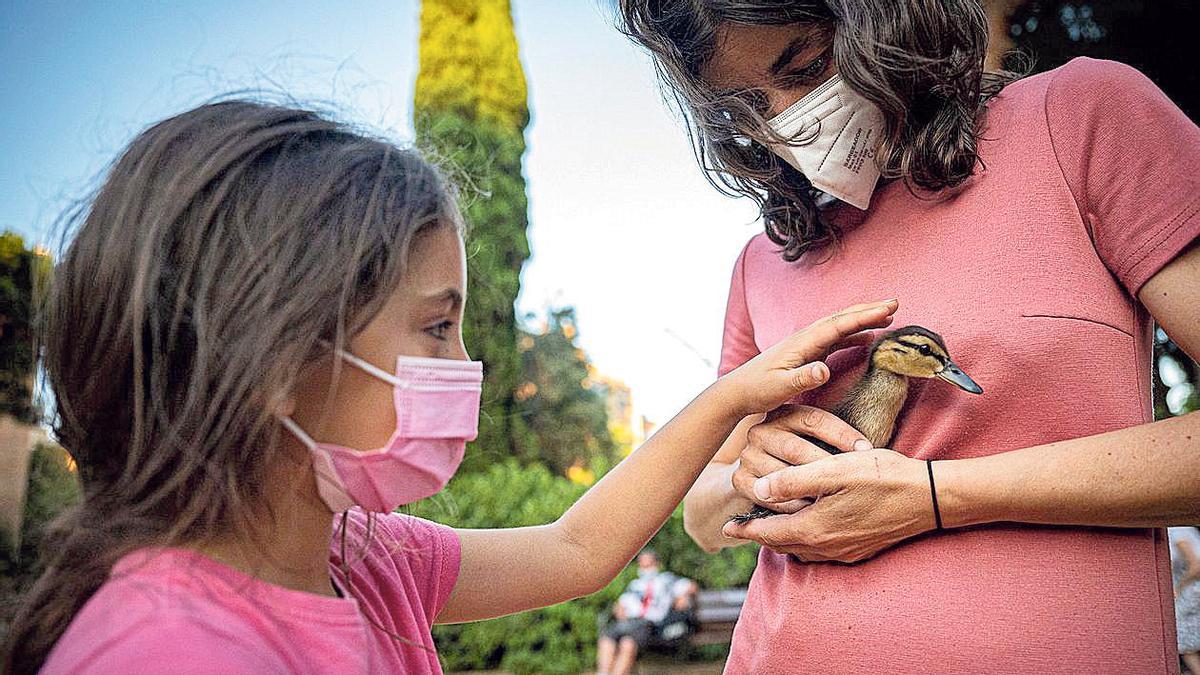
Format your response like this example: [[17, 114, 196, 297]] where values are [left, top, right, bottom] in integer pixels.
[[415, 0, 532, 471]]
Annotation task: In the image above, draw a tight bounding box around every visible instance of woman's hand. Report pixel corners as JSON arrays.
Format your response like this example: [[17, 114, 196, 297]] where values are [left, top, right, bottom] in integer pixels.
[[719, 300, 897, 417], [732, 405, 873, 515], [721, 448, 936, 563]]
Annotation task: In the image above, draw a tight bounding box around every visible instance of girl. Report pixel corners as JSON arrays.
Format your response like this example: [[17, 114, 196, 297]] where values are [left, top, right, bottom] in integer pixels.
[[618, 0, 1200, 673], [2, 100, 897, 674]]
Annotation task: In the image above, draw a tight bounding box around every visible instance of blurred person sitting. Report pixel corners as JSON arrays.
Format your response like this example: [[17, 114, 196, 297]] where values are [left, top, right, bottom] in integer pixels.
[[1171, 527, 1200, 674], [595, 549, 697, 675]]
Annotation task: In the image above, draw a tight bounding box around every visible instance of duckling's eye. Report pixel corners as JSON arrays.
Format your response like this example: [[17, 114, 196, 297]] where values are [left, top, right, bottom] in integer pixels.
[[917, 344, 932, 356]]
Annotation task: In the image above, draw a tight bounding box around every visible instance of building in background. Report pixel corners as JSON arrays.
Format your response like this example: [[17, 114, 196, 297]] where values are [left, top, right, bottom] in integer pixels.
[[589, 367, 656, 456]]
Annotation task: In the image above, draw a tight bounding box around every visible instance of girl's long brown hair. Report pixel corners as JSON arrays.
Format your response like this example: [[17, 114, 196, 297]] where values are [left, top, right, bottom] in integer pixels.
[[617, 0, 1018, 261], [4, 100, 459, 673]]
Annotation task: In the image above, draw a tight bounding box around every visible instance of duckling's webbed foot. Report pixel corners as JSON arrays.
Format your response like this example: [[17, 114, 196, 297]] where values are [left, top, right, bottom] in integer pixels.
[[728, 504, 777, 524]]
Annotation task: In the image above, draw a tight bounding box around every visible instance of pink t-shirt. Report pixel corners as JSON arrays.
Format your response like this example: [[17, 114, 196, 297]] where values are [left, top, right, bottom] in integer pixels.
[[719, 59, 1200, 674], [42, 510, 461, 674]]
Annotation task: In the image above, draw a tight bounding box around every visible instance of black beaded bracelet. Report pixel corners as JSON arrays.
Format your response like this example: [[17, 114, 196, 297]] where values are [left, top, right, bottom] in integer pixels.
[[926, 459, 944, 531]]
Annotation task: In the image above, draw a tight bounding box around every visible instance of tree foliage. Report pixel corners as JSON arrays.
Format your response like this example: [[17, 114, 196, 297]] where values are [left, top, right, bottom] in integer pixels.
[[0, 444, 81, 633], [1005, 1, 1199, 120], [514, 308, 618, 474], [415, 0, 532, 472], [0, 232, 46, 423]]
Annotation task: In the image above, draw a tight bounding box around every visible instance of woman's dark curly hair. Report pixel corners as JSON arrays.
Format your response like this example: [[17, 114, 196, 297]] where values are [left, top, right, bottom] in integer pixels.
[[617, 0, 1017, 261]]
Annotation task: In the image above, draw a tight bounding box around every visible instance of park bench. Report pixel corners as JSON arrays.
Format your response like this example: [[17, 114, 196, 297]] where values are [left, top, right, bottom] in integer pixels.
[[689, 587, 746, 645]]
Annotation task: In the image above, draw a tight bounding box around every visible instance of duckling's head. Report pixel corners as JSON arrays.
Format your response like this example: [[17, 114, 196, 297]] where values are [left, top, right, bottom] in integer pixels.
[[871, 326, 983, 394]]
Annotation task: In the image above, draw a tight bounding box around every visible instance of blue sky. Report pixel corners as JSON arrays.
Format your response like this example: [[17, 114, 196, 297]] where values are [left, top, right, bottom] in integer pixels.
[[0, 1, 760, 425]]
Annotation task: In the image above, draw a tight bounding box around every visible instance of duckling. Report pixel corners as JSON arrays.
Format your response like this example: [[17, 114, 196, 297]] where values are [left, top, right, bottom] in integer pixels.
[[730, 325, 982, 523]]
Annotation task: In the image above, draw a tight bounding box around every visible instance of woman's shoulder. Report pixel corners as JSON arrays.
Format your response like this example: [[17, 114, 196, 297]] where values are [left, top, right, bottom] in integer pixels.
[[732, 232, 781, 272], [1043, 57, 1161, 109], [995, 57, 1159, 117]]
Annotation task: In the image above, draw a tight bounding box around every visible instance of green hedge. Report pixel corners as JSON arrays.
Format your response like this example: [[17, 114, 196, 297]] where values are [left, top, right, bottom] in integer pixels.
[[406, 460, 758, 673], [0, 443, 82, 633]]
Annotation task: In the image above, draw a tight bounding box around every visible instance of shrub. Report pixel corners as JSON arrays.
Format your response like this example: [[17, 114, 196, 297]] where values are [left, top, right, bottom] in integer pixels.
[[406, 459, 758, 673], [0, 443, 81, 633]]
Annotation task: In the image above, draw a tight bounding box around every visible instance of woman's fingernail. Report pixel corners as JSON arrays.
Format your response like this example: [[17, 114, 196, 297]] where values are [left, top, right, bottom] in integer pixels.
[[853, 439, 873, 452], [753, 477, 772, 500], [884, 298, 898, 306], [811, 363, 827, 382]]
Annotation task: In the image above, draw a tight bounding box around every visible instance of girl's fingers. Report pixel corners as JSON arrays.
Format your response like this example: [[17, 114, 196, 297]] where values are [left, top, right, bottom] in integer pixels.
[[784, 361, 829, 395], [815, 302, 898, 342], [833, 300, 898, 316], [789, 301, 898, 364], [733, 300, 898, 414], [828, 331, 877, 354]]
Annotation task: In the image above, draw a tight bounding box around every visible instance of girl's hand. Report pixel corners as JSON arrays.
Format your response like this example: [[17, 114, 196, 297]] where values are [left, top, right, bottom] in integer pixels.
[[721, 448, 934, 563], [439, 300, 899, 623], [720, 300, 898, 417]]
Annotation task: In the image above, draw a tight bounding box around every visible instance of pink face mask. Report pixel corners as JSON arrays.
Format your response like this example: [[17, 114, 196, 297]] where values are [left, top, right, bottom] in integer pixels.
[[282, 351, 483, 513]]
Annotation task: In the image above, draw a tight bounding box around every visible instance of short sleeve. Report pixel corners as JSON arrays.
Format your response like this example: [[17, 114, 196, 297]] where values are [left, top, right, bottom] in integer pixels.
[[377, 513, 462, 623], [1045, 57, 1200, 296], [717, 240, 760, 377]]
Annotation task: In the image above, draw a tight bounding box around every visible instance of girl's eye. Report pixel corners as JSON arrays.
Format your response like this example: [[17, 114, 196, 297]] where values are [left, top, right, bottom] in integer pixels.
[[426, 320, 454, 341]]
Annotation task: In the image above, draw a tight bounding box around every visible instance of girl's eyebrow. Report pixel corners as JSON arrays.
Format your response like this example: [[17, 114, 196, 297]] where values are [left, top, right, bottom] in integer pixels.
[[421, 288, 463, 311]]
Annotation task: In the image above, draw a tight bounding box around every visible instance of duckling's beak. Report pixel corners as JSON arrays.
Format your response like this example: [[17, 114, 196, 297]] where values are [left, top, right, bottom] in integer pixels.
[[936, 360, 983, 394]]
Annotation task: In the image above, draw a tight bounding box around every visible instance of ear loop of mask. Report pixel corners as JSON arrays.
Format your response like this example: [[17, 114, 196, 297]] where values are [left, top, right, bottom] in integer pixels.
[[333, 349, 403, 387], [279, 344, 407, 452]]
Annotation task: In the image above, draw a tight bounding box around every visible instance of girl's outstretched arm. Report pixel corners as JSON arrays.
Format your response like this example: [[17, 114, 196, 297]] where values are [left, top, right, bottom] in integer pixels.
[[435, 300, 897, 623]]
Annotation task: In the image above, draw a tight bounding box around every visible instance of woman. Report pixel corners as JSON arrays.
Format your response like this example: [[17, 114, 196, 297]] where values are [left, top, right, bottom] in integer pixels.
[[618, 1, 1200, 672]]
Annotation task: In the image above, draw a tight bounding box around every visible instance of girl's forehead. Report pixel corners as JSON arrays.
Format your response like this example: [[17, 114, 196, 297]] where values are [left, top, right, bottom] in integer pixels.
[[361, 227, 464, 337], [397, 226, 466, 306], [406, 226, 466, 279]]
